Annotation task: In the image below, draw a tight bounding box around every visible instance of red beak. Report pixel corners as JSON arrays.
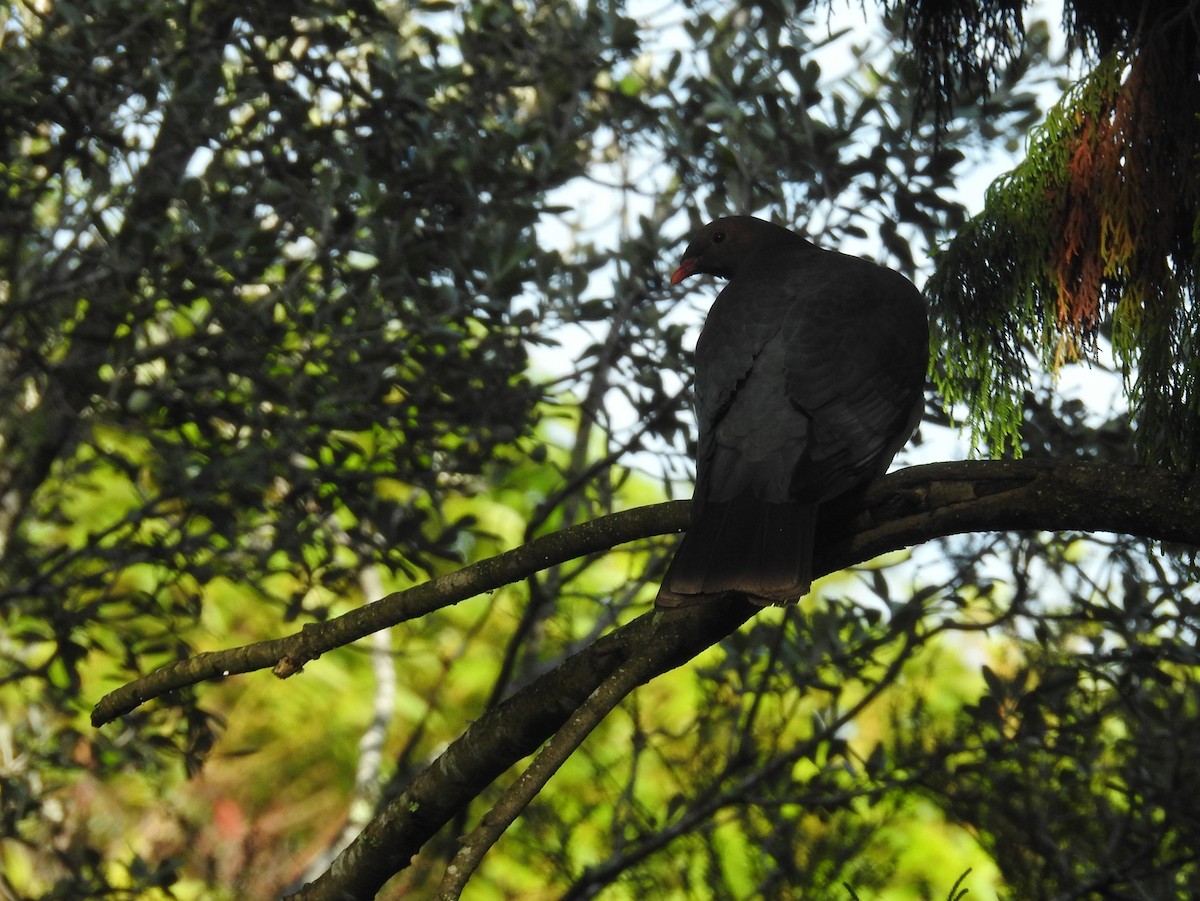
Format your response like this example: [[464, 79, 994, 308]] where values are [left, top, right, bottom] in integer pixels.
[[670, 257, 698, 286]]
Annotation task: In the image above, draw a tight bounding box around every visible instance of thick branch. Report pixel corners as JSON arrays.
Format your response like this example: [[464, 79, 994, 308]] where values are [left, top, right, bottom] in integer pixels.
[[286, 459, 1200, 900], [816, 458, 1200, 568]]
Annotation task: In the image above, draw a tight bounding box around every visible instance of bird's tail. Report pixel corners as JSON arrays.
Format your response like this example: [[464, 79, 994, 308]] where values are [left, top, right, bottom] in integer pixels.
[[656, 495, 817, 607]]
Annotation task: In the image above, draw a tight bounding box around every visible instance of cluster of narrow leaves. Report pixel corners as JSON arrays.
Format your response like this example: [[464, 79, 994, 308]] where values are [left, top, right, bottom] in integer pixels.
[[928, 2, 1200, 464]]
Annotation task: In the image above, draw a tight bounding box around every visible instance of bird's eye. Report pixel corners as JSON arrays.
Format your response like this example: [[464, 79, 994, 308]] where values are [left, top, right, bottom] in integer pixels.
[[712, 231, 726, 244]]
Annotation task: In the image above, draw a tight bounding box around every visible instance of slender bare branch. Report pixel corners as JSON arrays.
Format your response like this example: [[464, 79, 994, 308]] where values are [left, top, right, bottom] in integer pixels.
[[433, 652, 661, 900], [91, 502, 686, 726]]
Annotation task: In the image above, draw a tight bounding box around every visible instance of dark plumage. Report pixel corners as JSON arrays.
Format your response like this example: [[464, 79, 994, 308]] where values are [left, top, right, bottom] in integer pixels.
[[657, 216, 929, 607]]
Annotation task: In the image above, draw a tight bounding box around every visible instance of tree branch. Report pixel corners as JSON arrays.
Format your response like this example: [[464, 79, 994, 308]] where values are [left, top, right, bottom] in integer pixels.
[[91, 502, 687, 726], [433, 651, 661, 900], [285, 459, 1200, 900], [93, 459, 1200, 730]]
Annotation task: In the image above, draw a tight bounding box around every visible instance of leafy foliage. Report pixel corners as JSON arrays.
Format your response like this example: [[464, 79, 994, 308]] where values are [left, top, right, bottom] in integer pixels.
[[920, 534, 1200, 899], [2, 1, 1199, 900]]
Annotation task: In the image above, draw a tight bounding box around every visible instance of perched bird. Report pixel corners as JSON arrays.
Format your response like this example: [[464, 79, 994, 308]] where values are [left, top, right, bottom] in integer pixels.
[[657, 216, 929, 607]]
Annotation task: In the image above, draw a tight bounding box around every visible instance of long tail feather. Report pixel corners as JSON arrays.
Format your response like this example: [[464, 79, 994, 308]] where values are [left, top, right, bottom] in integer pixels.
[[656, 495, 817, 607]]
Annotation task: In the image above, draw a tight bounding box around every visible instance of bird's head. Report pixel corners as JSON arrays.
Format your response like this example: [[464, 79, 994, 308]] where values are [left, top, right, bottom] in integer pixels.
[[670, 216, 803, 285]]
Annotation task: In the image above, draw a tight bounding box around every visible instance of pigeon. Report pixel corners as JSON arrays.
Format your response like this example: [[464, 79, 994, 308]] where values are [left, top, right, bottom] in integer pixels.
[[657, 216, 929, 607]]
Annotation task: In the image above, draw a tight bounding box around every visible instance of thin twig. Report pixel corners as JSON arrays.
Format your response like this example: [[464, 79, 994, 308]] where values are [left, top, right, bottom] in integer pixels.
[[433, 651, 660, 900]]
